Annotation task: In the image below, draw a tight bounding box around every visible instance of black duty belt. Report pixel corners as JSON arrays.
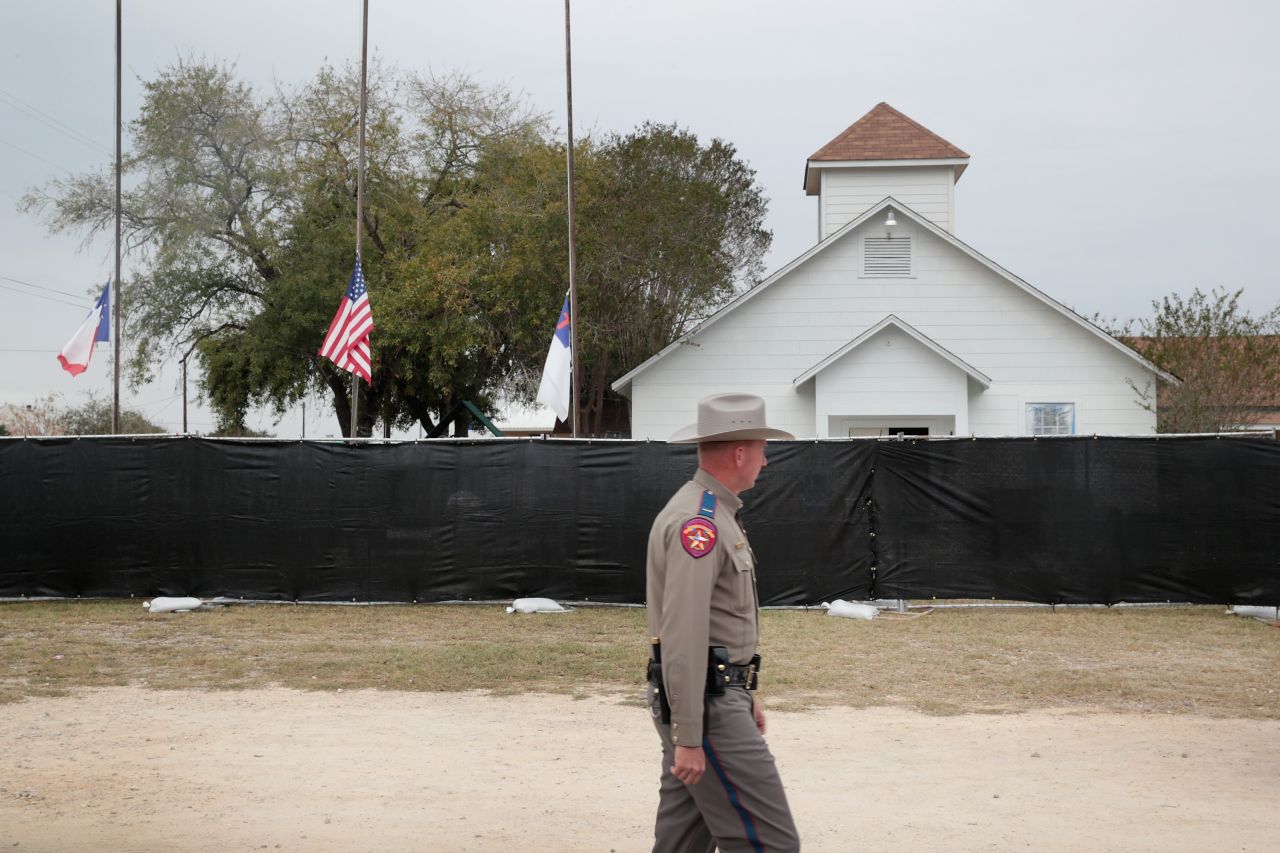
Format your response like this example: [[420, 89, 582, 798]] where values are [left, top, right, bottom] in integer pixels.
[[710, 652, 761, 692], [646, 659, 760, 690], [647, 644, 761, 727], [722, 663, 758, 689]]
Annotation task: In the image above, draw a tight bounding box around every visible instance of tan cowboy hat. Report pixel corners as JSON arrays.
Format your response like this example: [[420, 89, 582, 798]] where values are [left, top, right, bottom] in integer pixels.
[[668, 393, 795, 443]]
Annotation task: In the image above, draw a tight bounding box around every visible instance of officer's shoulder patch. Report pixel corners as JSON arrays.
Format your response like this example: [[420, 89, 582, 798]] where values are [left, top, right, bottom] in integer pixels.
[[680, 518, 718, 559]]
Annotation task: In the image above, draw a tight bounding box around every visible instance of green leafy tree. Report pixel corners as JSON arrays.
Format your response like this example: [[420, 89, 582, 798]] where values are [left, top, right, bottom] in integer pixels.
[[208, 424, 274, 438], [58, 392, 166, 435], [579, 123, 770, 434], [467, 124, 771, 435], [25, 61, 288, 386], [24, 60, 546, 437], [25, 62, 769, 439], [1101, 287, 1280, 433]]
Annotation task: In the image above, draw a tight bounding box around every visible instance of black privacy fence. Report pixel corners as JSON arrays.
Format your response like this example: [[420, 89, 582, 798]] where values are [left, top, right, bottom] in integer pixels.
[[1, 435, 1276, 605]]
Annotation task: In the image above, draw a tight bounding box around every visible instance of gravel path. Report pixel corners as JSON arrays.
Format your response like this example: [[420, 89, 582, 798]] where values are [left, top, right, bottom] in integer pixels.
[[2, 688, 1277, 852]]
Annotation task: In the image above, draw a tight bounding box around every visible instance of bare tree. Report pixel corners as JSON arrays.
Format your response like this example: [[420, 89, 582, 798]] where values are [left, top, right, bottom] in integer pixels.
[[0, 394, 65, 437], [1100, 288, 1280, 433]]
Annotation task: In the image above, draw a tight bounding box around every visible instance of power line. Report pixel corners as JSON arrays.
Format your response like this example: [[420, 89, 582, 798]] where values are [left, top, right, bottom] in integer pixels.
[[0, 281, 90, 309], [1, 274, 100, 301], [146, 396, 181, 418], [131, 392, 183, 409], [0, 87, 111, 157], [0, 136, 75, 175]]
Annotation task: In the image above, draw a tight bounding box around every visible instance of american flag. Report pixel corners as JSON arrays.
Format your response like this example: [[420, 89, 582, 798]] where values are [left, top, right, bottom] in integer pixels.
[[319, 257, 375, 382]]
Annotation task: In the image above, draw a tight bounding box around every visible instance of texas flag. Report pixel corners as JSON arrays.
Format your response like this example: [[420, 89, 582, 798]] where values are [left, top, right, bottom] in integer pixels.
[[536, 294, 572, 424], [57, 280, 111, 377]]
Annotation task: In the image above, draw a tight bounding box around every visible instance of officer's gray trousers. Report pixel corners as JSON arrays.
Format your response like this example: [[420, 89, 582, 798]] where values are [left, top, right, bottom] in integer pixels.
[[648, 684, 800, 853]]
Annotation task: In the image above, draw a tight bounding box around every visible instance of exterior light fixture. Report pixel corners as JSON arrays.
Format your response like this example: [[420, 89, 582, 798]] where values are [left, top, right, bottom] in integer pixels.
[[884, 208, 897, 227]]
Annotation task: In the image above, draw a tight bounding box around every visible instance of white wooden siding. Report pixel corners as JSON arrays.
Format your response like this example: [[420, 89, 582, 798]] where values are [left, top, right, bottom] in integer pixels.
[[820, 166, 954, 239], [812, 326, 971, 437], [628, 217, 1157, 439]]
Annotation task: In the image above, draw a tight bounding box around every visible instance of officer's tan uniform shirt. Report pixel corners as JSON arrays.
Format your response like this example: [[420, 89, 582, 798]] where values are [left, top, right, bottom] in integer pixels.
[[646, 468, 760, 746]]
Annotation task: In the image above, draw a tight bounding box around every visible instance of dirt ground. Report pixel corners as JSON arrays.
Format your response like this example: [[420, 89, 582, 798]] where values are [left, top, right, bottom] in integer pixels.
[[2, 688, 1277, 853]]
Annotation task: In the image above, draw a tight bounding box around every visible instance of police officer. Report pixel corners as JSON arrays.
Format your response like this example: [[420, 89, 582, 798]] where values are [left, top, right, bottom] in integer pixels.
[[646, 393, 801, 853]]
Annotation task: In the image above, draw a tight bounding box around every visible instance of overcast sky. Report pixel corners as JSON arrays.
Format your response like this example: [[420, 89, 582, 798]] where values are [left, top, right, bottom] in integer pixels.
[[2, 0, 1277, 436]]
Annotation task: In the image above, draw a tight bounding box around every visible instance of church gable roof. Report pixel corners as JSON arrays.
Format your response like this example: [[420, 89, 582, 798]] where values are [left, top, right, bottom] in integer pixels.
[[794, 315, 992, 388], [611, 197, 1177, 393]]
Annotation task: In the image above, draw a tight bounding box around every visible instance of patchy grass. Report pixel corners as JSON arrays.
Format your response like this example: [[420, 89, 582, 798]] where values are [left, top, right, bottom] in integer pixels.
[[1, 601, 1276, 717], [762, 606, 1279, 717]]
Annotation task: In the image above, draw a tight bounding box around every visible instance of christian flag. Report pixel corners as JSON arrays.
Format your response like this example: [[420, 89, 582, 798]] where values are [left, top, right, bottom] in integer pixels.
[[57, 280, 110, 377], [319, 257, 375, 382], [536, 294, 572, 423]]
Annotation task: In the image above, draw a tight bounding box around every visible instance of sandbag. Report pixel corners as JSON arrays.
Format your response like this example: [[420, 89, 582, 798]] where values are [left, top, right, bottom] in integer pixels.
[[144, 597, 203, 614], [822, 599, 878, 620], [1229, 605, 1279, 620], [505, 597, 569, 614]]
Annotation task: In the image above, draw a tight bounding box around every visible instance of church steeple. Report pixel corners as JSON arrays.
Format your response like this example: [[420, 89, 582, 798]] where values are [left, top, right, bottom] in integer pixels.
[[805, 103, 969, 237]]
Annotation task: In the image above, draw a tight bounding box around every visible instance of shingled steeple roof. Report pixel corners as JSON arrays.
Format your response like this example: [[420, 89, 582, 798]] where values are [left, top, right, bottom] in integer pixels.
[[804, 102, 969, 193]]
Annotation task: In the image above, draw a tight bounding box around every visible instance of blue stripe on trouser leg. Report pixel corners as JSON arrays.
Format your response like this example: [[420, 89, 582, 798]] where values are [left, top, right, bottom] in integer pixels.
[[702, 735, 764, 853]]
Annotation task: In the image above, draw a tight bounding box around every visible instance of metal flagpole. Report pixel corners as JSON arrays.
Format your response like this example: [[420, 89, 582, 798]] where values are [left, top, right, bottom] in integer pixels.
[[350, 0, 369, 439], [112, 0, 122, 434], [563, 0, 580, 438]]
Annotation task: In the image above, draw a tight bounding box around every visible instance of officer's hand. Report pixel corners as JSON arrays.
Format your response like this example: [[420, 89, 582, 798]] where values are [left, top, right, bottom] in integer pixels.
[[753, 698, 767, 734], [672, 745, 705, 786]]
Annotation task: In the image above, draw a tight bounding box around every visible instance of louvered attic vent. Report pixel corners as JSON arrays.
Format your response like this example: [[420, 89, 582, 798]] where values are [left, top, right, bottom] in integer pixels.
[[862, 236, 912, 277]]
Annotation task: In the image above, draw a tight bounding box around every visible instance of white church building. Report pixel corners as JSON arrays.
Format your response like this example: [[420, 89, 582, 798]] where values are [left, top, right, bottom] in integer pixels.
[[613, 103, 1174, 439]]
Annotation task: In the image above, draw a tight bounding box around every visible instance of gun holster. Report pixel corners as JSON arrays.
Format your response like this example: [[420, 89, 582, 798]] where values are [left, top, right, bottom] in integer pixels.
[[647, 648, 672, 725], [648, 644, 741, 727], [705, 646, 730, 696]]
